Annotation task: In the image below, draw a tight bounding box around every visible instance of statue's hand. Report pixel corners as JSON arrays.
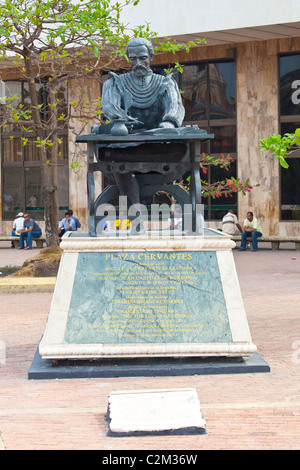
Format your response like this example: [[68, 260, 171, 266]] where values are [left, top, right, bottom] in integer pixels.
[[159, 121, 175, 129], [125, 117, 144, 130]]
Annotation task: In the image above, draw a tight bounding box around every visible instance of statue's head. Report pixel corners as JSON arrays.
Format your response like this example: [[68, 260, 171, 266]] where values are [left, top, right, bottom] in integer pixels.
[[126, 38, 154, 78]]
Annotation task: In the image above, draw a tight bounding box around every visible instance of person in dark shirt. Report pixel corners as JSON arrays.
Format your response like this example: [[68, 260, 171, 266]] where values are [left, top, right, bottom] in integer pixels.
[[18, 213, 42, 250]]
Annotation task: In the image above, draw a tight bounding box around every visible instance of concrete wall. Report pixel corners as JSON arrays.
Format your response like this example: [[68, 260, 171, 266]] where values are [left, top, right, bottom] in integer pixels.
[[121, 0, 300, 37], [236, 39, 279, 235]]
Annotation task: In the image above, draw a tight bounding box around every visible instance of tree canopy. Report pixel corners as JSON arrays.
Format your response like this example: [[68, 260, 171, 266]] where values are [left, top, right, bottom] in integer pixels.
[[0, 0, 257, 244]]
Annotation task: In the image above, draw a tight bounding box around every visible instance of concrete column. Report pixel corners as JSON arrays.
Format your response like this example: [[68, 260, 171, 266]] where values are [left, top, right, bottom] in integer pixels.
[[236, 40, 279, 235]]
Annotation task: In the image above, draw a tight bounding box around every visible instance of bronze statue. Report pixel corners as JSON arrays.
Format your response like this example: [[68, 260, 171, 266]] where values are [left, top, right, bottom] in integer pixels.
[[95, 37, 186, 207], [78, 38, 213, 235], [101, 37, 185, 132]]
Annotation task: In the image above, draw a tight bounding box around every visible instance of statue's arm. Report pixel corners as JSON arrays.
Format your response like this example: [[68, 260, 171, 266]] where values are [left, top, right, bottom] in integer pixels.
[[101, 77, 126, 121], [101, 76, 142, 127], [160, 77, 185, 128]]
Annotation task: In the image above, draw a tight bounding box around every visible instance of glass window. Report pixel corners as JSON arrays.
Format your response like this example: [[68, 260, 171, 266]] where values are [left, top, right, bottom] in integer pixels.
[[2, 167, 23, 219], [280, 121, 300, 135], [1, 80, 69, 220], [208, 160, 237, 220], [180, 60, 237, 220], [181, 63, 207, 122], [24, 138, 39, 161], [209, 125, 236, 154], [281, 158, 300, 220], [24, 167, 44, 220], [103, 60, 236, 221], [25, 167, 42, 206], [280, 54, 300, 116], [209, 62, 236, 120], [57, 164, 70, 219], [279, 54, 300, 220], [4, 81, 22, 106], [58, 134, 68, 160], [3, 137, 22, 162]]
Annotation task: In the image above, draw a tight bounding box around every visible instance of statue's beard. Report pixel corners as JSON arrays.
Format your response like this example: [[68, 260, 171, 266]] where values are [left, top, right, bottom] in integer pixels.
[[132, 65, 149, 78]]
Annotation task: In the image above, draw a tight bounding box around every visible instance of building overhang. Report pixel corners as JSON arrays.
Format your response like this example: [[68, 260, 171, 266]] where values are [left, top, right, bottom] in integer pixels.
[[121, 0, 300, 47], [166, 22, 300, 46]]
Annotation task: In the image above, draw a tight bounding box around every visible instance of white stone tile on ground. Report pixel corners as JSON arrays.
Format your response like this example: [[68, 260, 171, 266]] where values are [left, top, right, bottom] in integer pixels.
[[108, 388, 206, 434]]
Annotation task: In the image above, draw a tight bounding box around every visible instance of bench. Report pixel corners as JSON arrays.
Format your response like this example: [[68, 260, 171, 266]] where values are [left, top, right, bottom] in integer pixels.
[[0, 235, 46, 249], [230, 235, 300, 251]]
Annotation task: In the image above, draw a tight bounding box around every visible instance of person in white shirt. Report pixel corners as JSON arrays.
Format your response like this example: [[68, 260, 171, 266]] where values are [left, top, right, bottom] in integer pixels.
[[11, 212, 25, 248], [222, 210, 242, 235]]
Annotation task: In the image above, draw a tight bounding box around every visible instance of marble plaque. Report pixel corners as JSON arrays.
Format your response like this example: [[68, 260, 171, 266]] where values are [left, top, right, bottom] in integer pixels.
[[64, 251, 232, 345], [39, 234, 257, 359]]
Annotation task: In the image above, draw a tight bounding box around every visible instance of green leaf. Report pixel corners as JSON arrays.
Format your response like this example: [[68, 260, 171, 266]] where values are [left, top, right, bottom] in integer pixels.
[[279, 156, 289, 169], [294, 128, 300, 138]]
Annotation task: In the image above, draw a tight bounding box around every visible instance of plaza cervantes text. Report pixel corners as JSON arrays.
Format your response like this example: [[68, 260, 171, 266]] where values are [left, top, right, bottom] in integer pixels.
[[105, 252, 193, 261]]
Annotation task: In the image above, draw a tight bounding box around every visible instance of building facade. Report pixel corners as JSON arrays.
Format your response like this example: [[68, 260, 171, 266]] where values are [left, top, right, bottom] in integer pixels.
[[1, 1, 300, 236]]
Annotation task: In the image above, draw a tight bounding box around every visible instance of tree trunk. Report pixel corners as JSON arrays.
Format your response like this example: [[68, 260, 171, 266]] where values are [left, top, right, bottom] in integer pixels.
[[44, 86, 59, 247], [42, 163, 59, 247], [24, 55, 59, 247]]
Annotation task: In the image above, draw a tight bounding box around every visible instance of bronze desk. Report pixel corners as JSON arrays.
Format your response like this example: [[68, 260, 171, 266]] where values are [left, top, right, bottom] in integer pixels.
[[76, 130, 213, 236]]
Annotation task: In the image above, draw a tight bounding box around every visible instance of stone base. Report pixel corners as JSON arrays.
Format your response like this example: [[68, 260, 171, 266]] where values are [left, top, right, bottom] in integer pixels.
[[39, 230, 257, 361], [28, 349, 270, 380]]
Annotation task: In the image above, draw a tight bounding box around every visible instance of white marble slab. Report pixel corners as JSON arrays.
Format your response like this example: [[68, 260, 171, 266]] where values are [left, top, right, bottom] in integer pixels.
[[107, 388, 206, 434]]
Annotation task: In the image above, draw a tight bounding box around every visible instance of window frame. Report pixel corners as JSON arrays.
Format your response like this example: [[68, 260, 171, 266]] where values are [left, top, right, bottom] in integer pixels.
[[279, 52, 300, 222], [155, 58, 237, 220], [1, 80, 69, 221]]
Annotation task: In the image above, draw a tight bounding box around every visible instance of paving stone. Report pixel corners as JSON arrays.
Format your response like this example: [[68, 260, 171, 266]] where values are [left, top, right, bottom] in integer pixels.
[[0, 248, 299, 449]]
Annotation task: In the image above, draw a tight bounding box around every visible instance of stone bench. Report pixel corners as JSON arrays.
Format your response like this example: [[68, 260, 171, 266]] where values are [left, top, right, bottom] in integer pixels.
[[0, 235, 46, 249], [230, 235, 300, 251]]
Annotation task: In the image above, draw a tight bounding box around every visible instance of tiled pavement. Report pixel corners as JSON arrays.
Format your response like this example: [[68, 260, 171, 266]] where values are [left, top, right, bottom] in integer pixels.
[[0, 242, 299, 450]]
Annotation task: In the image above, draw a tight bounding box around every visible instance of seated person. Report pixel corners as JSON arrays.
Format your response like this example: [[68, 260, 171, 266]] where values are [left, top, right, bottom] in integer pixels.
[[18, 213, 42, 250], [239, 211, 263, 252], [11, 212, 25, 247], [66, 209, 81, 230], [222, 210, 242, 236], [58, 211, 77, 237]]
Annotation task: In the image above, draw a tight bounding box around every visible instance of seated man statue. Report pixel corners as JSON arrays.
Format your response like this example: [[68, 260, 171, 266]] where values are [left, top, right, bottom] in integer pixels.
[[96, 37, 186, 207]]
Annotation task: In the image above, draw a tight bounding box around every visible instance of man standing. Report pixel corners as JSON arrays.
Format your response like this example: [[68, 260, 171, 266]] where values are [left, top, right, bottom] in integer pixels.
[[18, 213, 42, 250], [239, 211, 263, 252], [222, 210, 242, 236]]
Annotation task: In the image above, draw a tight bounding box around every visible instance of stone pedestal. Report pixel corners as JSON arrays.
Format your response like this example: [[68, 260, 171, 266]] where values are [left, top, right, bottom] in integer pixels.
[[39, 229, 257, 360]]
